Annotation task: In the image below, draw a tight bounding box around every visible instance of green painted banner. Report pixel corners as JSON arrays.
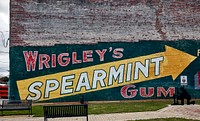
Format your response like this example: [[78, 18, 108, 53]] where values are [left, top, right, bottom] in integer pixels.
[[9, 40, 200, 102]]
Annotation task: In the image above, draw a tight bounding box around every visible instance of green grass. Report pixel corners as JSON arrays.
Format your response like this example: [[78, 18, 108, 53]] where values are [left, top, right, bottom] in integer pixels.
[[88, 100, 171, 114], [1, 100, 200, 117], [129, 118, 200, 121]]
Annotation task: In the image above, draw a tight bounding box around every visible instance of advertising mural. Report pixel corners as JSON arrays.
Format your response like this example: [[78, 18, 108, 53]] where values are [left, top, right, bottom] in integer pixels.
[[9, 40, 200, 102]]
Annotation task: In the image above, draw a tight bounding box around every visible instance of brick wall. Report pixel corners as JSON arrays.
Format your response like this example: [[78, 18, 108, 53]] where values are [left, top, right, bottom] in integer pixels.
[[10, 0, 200, 46]]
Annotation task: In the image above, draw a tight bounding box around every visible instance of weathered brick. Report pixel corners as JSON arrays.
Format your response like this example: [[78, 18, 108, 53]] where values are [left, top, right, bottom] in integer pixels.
[[10, 0, 200, 46]]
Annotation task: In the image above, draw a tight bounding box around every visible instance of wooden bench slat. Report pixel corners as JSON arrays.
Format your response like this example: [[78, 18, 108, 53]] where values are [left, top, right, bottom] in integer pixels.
[[43, 104, 88, 121], [0, 100, 32, 116]]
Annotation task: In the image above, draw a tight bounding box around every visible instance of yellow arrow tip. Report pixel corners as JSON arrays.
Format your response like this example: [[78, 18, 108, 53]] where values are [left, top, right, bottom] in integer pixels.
[[164, 45, 197, 80]]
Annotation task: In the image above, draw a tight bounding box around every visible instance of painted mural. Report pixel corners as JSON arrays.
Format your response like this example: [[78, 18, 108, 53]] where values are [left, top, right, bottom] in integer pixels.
[[9, 40, 200, 102], [10, 0, 200, 102]]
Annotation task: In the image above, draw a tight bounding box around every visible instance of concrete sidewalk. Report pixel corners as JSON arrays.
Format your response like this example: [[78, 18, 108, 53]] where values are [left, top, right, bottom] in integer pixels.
[[0, 104, 200, 121]]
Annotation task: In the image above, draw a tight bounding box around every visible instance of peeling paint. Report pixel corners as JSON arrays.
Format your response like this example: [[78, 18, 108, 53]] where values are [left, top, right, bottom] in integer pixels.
[[11, 0, 200, 46]]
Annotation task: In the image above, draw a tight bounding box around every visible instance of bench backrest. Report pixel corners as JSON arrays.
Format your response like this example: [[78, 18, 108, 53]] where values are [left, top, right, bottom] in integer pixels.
[[2, 100, 32, 109], [43, 104, 88, 118]]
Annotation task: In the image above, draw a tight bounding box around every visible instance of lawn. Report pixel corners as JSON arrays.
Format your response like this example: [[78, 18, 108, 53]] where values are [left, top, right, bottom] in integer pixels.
[[88, 100, 171, 114], [1, 99, 200, 117]]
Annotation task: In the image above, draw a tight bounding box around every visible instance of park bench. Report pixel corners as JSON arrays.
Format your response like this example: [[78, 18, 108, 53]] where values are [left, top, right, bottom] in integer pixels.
[[0, 100, 32, 116], [173, 87, 195, 105], [43, 104, 88, 121]]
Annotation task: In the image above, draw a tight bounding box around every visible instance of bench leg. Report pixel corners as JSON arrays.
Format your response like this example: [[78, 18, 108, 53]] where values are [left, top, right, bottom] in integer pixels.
[[181, 99, 184, 105], [173, 95, 179, 105], [30, 108, 32, 116], [44, 117, 47, 121], [173, 95, 176, 104], [86, 115, 88, 121]]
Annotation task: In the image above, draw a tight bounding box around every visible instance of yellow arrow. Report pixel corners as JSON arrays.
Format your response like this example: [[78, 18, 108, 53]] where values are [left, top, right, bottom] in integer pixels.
[[163, 46, 196, 80], [17, 46, 196, 101]]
